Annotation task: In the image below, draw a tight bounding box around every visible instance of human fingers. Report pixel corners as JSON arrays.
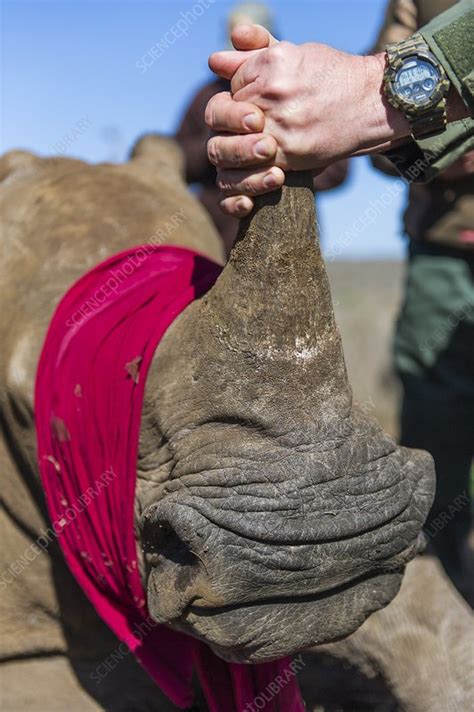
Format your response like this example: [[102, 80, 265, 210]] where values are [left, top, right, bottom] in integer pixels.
[[208, 132, 277, 168], [205, 92, 265, 134], [231, 23, 278, 51], [218, 194, 255, 218], [217, 165, 285, 197], [208, 47, 263, 81]]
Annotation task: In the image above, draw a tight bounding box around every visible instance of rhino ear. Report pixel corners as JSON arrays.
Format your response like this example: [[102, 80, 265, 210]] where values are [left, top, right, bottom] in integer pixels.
[[129, 134, 185, 182], [0, 150, 38, 182]]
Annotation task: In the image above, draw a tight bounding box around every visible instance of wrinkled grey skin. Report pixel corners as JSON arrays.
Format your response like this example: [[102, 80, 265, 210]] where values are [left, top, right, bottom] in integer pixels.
[[1, 139, 440, 710], [136, 171, 434, 662]]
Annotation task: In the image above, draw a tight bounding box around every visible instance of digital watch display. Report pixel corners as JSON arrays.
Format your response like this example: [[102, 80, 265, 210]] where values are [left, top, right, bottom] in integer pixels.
[[394, 59, 440, 105]]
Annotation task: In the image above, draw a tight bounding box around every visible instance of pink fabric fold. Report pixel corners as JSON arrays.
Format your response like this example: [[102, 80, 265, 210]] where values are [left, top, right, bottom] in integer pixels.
[[35, 244, 305, 712]]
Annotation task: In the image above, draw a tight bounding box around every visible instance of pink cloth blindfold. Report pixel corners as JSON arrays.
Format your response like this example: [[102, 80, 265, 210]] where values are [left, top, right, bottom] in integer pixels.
[[35, 244, 305, 712]]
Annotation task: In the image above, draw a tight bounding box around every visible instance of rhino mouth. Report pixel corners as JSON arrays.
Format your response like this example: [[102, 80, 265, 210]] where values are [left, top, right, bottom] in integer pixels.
[[160, 562, 417, 663], [184, 534, 425, 664], [146, 529, 426, 618]]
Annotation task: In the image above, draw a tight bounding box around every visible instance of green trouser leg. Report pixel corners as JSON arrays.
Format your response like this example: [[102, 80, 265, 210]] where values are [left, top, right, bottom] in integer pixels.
[[399, 374, 472, 577], [394, 241, 474, 582]]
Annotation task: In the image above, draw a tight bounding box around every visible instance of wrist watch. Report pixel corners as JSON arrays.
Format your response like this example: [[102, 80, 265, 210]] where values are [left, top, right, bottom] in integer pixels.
[[383, 33, 451, 139]]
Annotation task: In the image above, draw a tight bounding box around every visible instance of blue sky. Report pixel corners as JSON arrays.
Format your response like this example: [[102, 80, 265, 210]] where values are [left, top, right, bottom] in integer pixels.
[[1, 0, 409, 260]]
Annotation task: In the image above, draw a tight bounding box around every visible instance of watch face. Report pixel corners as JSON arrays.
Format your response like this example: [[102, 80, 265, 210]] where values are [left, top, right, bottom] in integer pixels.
[[393, 57, 440, 107]]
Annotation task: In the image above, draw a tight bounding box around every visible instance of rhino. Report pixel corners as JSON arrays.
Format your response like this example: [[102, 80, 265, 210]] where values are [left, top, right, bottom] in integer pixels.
[[0, 136, 472, 711]]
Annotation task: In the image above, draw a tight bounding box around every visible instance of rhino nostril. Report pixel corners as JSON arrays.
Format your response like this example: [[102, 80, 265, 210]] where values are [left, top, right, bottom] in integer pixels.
[[142, 514, 199, 569], [143, 520, 174, 552], [141, 506, 207, 621]]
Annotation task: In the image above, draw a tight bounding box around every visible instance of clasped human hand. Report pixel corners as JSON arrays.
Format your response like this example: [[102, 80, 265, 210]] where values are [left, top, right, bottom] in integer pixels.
[[206, 24, 405, 217]]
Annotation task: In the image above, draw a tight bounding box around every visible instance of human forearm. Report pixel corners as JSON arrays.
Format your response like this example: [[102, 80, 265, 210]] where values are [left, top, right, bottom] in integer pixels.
[[322, 48, 471, 157]]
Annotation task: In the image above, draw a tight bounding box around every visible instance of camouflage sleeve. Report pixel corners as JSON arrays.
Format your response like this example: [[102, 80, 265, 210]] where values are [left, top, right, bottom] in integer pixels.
[[420, 0, 474, 108], [382, 0, 474, 182]]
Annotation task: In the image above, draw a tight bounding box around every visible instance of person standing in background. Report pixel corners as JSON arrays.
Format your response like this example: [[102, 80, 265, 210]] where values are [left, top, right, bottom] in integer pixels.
[[176, 2, 349, 256], [371, 0, 474, 600]]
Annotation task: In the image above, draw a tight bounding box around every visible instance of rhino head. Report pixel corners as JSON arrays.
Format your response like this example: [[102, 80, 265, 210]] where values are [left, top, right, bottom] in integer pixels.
[[136, 171, 434, 663]]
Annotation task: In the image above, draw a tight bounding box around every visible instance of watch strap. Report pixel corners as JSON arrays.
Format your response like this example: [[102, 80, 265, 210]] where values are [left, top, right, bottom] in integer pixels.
[[386, 32, 428, 63], [409, 100, 447, 138]]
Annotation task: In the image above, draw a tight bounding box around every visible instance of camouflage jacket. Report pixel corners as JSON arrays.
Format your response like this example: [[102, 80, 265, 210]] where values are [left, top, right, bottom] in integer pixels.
[[373, 0, 473, 248]]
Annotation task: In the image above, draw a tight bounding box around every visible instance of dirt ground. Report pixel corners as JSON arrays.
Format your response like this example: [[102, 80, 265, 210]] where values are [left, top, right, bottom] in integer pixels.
[[327, 260, 404, 437]]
